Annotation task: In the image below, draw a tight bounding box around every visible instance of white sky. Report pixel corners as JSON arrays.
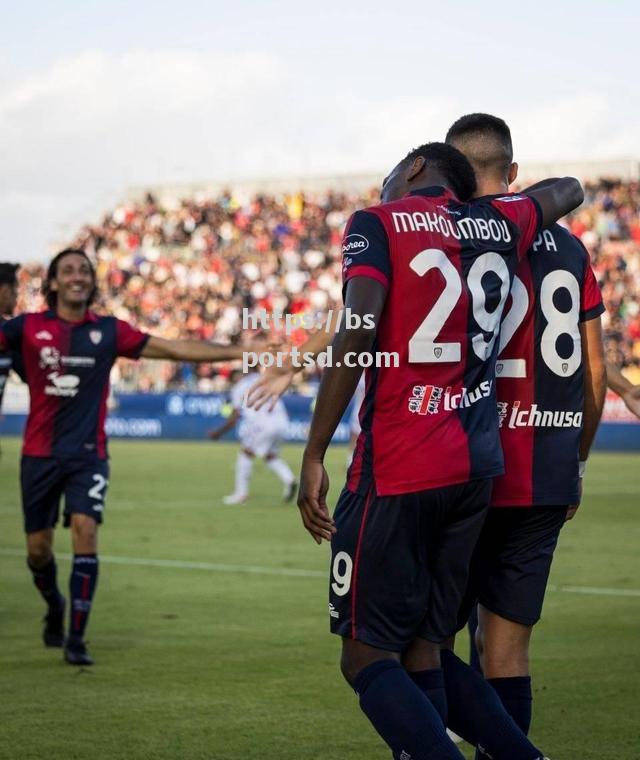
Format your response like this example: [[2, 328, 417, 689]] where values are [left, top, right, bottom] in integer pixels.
[[1, 0, 638, 261]]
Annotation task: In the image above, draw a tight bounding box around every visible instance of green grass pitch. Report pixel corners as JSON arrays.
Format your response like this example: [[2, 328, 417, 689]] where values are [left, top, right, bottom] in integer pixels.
[[0, 438, 638, 759]]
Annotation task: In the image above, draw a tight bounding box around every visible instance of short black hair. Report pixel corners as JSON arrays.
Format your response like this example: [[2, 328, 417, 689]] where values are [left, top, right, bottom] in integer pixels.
[[445, 113, 513, 177], [0, 262, 19, 286], [404, 141, 476, 201], [43, 249, 98, 309]]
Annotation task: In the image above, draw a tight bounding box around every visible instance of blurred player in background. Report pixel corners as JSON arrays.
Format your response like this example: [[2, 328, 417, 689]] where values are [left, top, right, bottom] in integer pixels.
[[347, 375, 366, 467], [298, 141, 582, 760], [0, 263, 19, 411], [0, 263, 20, 461], [0, 249, 258, 666], [208, 370, 296, 504], [432, 114, 607, 755]]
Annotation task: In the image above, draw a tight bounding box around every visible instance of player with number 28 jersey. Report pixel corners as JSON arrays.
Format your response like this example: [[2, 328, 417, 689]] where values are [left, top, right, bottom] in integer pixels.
[[492, 224, 604, 507]]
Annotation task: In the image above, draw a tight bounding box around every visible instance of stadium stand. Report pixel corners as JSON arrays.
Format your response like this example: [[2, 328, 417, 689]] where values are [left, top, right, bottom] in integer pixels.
[[12, 178, 640, 392]]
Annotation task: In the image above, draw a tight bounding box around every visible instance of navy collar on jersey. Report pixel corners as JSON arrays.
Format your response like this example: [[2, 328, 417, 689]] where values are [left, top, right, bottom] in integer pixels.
[[406, 185, 451, 198], [471, 192, 507, 202], [44, 309, 99, 324]]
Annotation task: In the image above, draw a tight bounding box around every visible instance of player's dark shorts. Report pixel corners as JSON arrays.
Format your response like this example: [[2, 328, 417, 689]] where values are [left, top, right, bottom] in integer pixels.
[[458, 505, 568, 628], [20, 456, 110, 534], [329, 479, 492, 651]]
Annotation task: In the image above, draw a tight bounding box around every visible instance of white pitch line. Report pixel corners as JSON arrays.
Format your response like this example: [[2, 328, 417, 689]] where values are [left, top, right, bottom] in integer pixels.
[[546, 583, 640, 598], [0, 548, 325, 578], [0, 548, 639, 597]]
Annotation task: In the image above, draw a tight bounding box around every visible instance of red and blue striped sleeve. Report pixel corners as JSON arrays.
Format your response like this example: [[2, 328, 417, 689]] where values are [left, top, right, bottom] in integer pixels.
[[341, 210, 391, 298], [490, 194, 543, 259], [0, 315, 25, 352], [116, 319, 150, 358], [573, 238, 605, 322]]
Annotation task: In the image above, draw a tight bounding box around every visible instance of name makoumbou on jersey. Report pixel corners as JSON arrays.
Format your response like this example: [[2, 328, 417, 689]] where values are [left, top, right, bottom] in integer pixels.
[[391, 210, 513, 243]]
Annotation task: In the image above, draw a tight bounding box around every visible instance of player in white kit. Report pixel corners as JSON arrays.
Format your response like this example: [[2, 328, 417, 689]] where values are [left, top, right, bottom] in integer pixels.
[[347, 375, 366, 467], [209, 372, 296, 504]]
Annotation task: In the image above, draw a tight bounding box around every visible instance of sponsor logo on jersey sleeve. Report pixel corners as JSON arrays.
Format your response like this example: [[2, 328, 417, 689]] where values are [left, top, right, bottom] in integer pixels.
[[342, 234, 369, 255]]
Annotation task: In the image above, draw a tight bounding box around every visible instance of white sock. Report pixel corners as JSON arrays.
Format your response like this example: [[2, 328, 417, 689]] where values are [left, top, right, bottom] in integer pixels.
[[266, 457, 294, 485], [234, 452, 253, 496]]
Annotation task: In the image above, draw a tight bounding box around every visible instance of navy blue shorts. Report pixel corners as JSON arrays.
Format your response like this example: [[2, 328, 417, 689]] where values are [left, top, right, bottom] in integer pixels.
[[458, 505, 568, 628], [329, 479, 492, 651], [21, 456, 110, 534]]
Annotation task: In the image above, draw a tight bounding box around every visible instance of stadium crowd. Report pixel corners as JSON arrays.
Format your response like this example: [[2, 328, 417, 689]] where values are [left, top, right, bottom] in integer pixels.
[[13, 178, 640, 391]]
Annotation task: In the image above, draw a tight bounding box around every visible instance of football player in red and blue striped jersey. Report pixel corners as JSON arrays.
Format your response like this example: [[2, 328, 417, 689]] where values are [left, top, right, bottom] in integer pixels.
[[297, 141, 583, 760], [0, 249, 253, 665], [437, 113, 606, 756]]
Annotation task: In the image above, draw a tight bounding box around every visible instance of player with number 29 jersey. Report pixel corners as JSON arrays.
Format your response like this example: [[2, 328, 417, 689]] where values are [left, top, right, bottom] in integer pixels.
[[492, 224, 604, 506], [344, 186, 542, 497]]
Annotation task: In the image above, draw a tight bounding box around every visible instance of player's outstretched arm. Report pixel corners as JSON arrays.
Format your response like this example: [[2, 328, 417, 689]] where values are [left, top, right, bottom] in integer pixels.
[[525, 177, 584, 228], [247, 312, 340, 411], [298, 279, 386, 544], [208, 409, 240, 440], [141, 336, 246, 363], [607, 363, 640, 419], [567, 317, 607, 520]]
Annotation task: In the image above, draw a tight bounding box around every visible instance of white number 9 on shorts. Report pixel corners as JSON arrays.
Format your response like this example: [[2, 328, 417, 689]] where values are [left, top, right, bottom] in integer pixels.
[[331, 551, 353, 597]]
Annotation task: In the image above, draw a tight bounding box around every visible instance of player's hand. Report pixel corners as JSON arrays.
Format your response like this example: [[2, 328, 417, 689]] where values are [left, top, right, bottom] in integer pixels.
[[245, 336, 284, 355], [297, 454, 335, 544], [566, 480, 583, 521], [208, 429, 223, 440], [622, 385, 640, 419], [247, 364, 296, 411]]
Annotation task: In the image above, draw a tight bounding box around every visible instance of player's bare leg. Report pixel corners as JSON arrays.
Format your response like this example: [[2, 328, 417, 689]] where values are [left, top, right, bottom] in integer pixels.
[[25, 528, 65, 648], [341, 638, 465, 760], [474, 605, 533, 740], [64, 514, 99, 665], [26, 527, 55, 567], [223, 447, 254, 504], [477, 606, 531, 678], [263, 452, 296, 502]]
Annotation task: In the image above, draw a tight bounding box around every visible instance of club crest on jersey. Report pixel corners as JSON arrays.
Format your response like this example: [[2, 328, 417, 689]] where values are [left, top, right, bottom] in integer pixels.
[[90, 330, 102, 345], [342, 234, 369, 255]]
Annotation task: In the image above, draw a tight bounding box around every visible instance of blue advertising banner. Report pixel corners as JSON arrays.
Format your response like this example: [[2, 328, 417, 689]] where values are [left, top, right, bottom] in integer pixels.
[[1, 391, 639, 450], [0, 391, 352, 444]]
